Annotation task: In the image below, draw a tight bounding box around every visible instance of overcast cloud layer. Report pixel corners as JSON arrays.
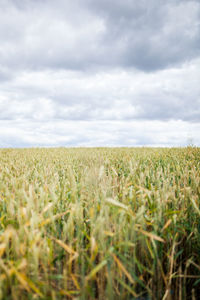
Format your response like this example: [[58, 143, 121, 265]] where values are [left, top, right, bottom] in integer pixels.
[[0, 0, 200, 147]]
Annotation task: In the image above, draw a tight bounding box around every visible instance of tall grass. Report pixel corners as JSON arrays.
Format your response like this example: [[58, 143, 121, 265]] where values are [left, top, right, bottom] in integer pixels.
[[0, 147, 199, 299]]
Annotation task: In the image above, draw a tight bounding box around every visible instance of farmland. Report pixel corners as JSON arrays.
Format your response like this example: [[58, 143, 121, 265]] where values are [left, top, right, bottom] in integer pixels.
[[0, 147, 199, 299]]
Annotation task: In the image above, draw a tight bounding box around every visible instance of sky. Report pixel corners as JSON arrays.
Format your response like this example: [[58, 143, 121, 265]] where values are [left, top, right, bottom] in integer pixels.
[[0, 0, 200, 147]]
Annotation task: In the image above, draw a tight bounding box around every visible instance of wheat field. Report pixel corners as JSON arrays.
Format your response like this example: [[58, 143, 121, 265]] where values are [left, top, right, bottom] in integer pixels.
[[0, 147, 199, 299]]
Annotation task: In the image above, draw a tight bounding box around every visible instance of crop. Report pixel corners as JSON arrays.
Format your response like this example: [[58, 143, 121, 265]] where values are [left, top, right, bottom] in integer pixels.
[[0, 147, 199, 299]]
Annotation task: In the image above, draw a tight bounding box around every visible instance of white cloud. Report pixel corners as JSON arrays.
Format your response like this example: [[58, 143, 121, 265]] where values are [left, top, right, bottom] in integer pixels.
[[1, 58, 200, 122], [0, 119, 199, 148]]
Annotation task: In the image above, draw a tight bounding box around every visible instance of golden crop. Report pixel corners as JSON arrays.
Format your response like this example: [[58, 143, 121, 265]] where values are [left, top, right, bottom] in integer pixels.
[[0, 147, 199, 299]]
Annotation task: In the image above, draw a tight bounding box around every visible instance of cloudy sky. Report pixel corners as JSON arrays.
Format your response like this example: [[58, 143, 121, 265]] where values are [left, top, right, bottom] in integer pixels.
[[0, 0, 200, 147]]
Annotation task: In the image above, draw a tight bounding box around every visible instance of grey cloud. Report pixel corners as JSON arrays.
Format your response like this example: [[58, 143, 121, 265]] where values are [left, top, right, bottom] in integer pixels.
[[0, 0, 199, 72], [0, 67, 14, 82], [0, 71, 11, 82], [86, 0, 200, 71], [0, 0, 200, 148]]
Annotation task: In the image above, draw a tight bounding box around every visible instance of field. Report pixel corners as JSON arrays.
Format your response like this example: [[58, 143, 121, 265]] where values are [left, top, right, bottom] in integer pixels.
[[0, 147, 199, 299]]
